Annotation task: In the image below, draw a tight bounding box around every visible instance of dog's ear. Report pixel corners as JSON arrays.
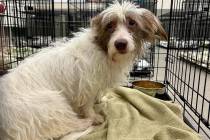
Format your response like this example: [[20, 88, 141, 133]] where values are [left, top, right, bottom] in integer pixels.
[[91, 14, 103, 29], [136, 8, 168, 42]]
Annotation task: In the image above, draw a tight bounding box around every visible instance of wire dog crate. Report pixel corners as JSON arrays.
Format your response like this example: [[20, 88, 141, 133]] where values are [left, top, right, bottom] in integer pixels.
[[0, 0, 54, 74], [163, 0, 210, 139], [0, 0, 210, 139]]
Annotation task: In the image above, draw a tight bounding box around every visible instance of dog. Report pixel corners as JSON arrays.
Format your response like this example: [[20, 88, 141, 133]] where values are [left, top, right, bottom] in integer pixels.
[[0, 1, 167, 140]]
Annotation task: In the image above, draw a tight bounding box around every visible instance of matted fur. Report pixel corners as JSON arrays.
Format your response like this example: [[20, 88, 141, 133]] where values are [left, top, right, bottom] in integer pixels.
[[0, 1, 167, 140]]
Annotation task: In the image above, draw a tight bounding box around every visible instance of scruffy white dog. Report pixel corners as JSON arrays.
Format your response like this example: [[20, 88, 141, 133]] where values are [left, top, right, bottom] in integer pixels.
[[0, 1, 167, 140]]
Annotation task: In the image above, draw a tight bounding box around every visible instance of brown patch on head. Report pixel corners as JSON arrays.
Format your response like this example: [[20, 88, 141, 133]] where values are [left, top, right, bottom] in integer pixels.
[[125, 9, 167, 43], [91, 14, 118, 53]]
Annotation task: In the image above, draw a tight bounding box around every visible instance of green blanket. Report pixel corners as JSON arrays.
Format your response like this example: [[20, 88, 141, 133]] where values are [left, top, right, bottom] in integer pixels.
[[80, 87, 201, 140]]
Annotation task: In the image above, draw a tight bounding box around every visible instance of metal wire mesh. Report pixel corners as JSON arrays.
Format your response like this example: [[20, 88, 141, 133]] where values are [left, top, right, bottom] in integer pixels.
[[164, 0, 210, 139], [0, 0, 54, 74]]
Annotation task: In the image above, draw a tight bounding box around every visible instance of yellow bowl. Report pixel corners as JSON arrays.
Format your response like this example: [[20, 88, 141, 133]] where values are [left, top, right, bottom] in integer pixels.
[[132, 80, 165, 97]]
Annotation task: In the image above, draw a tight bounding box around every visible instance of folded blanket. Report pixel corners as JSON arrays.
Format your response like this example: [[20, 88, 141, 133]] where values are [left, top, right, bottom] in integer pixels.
[[79, 87, 201, 140]]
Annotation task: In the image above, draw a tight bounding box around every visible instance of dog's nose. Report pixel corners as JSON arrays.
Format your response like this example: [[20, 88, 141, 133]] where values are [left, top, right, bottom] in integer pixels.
[[114, 39, 128, 53]]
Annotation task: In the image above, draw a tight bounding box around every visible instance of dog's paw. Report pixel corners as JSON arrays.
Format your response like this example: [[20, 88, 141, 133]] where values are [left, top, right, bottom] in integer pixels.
[[92, 114, 104, 125]]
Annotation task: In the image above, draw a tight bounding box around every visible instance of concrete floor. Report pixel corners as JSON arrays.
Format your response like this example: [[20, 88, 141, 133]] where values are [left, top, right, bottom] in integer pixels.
[[150, 46, 210, 139]]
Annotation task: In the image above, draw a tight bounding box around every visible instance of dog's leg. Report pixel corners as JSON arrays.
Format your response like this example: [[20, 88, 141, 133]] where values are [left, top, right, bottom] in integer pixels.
[[80, 102, 104, 125]]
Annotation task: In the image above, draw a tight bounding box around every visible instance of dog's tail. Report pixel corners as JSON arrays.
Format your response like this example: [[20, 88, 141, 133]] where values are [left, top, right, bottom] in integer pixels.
[[60, 126, 94, 140]]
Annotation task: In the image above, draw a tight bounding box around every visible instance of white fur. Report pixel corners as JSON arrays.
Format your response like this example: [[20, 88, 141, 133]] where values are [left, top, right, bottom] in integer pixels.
[[108, 25, 135, 59], [0, 28, 134, 140], [0, 1, 166, 140], [100, 1, 139, 61], [60, 126, 94, 140], [0, 27, 131, 139]]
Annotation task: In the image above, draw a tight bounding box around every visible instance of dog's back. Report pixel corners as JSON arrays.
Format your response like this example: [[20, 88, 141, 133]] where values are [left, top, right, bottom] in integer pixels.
[[0, 38, 95, 140]]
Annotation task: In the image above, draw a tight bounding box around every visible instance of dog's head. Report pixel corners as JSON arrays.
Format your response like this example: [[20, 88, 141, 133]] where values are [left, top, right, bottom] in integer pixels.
[[91, 1, 167, 62]]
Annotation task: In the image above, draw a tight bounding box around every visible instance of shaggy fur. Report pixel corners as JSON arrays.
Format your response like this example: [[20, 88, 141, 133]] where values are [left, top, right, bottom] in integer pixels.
[[0, 1, 167, 140]]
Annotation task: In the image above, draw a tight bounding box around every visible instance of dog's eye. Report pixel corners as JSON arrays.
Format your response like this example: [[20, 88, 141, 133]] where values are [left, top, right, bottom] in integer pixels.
[[106, 21, 116, 31], [106, 23, 113, 29], [127, 19, 137, 27]]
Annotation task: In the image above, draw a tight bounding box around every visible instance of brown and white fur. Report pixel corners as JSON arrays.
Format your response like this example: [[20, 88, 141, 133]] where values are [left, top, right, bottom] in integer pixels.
[[0, 1, 167, 140]]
